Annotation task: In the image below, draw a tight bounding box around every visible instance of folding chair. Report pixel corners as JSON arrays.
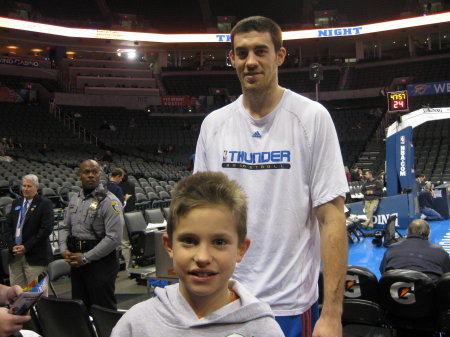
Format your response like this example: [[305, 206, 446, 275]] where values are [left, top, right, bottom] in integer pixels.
[[36, 297, 97, 337], [47, 259, 71, 297], [124, 211, 155, 266], [90, 304, 125, 337]]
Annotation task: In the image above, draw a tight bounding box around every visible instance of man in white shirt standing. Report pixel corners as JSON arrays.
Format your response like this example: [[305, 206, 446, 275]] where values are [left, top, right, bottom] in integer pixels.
[[194, 16, 349, 337]]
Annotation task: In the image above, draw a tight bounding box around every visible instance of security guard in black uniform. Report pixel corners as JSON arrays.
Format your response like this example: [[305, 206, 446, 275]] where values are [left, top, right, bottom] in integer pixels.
[[59, 159, 123, 309]]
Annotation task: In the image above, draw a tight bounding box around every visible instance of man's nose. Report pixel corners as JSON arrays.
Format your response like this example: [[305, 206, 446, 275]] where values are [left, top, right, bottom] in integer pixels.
[[246, 52, 258, 68]]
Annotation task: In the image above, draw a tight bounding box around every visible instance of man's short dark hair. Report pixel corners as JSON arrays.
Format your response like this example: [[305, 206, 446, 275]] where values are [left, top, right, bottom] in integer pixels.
[[230, 16, 283, 52], [407, 219, 430, 240]]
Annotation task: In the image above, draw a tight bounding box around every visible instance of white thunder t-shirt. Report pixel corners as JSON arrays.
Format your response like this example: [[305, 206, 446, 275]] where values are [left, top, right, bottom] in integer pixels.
[[194, 89, 348, 316]]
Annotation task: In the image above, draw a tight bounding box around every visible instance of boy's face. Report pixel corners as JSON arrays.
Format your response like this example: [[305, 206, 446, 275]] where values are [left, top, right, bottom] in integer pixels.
[[163, 205, 249, 309]]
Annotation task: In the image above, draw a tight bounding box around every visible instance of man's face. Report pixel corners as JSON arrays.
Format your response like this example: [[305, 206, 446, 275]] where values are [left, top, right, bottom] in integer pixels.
[[229, 31, 286, 93], [22, 179, 38, 199], [365, 172, 373, 180], [78, 160, 101, 189], [163, 206, 249, 309]]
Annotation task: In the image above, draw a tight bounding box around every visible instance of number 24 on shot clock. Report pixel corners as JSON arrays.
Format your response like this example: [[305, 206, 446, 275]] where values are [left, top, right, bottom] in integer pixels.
[[387, 90, 409, 112]]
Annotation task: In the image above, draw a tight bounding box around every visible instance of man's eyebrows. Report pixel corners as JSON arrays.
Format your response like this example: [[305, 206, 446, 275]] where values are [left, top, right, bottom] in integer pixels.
[[235, 44, 270, 51]]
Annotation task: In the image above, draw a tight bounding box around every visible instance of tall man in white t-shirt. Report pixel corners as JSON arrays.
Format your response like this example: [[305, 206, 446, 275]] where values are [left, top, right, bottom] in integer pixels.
[[194, 16, 349, 337]]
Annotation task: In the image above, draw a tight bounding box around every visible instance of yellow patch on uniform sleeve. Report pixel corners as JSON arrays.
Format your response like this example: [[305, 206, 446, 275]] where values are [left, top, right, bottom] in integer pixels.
[[111, 201, 121, 214]]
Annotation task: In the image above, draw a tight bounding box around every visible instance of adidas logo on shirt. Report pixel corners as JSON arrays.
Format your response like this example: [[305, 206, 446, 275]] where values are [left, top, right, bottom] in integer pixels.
[[252, 131, 262, 138]]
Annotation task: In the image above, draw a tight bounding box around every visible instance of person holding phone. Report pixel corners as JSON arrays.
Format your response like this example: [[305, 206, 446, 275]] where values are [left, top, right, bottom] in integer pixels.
[[0, 284, 30, 337]]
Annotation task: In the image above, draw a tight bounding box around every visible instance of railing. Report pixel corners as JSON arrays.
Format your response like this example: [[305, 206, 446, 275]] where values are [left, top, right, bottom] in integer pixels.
[[375, 109, 397, 143], [49, 104, 98, 146]]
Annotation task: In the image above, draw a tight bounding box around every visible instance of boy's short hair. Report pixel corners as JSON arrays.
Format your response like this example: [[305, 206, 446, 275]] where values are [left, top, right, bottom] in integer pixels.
[[167, 171, 247, 244], [230, 16, 283, 52]]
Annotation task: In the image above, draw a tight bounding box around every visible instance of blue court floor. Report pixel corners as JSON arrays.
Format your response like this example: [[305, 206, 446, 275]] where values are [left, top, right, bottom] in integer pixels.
[[348, 218, 450, 279]]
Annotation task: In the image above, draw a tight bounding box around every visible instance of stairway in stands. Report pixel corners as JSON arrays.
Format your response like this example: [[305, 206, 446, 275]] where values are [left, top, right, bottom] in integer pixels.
[[352, 107, 400, 174], [353, 139, 385, 174]]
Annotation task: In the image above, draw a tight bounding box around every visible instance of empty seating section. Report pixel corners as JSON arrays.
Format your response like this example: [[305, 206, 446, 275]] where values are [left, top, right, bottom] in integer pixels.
[[0, 75, 59, 93], [0, 102, 81, 146], [279, 68, 340, 92], [162, 72, 241, 96], [60, 59, 158, 95], [330, 108, 383, 168], [348, 57, 450, 90], [58, 105, 203, 150], [0, 157, 182, 215], [413, 119, 450, 182], [162, 68, 341, 97], [409, 93, 450, 111]]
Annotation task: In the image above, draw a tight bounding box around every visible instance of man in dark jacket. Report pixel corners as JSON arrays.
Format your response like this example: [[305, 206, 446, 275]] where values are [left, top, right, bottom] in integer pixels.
[[118, 170, 135, 213], [418, 182, 444, 220], [5, 174, 54, 289], [361, 170, 383, 229], [380, 219, 450, 283], [106, 168, 125, 205]]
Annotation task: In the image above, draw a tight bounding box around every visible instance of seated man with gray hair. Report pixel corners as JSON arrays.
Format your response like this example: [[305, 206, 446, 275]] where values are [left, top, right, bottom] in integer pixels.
[[380, 219, 450, 283], [4, 174, 54, 289]]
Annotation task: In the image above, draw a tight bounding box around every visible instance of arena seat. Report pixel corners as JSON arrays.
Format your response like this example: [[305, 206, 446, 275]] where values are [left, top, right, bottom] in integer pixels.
[[90, 304, 125, 337], [345, 266, 379, 303], [342, 299, 393, 336], [379, 269, 437, 334], [436, 273, 450, 334], [144, 208, 165, 225], [123, 211, 155, 266]]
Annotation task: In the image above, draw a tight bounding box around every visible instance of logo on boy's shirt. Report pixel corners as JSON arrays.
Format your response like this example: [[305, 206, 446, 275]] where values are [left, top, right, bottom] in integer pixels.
[[222, 150, 291, 170], [252, 131, 262, 138]]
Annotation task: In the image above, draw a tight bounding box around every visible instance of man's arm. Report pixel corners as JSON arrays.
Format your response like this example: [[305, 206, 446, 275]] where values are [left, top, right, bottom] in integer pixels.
[[59, 201, 72, 258], [313, 196, 348, 337], [375, 181, 384, 197]]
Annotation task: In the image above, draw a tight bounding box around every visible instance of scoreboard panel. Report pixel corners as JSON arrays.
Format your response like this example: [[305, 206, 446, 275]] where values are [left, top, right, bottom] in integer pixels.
[[387, 90, 409, 112]]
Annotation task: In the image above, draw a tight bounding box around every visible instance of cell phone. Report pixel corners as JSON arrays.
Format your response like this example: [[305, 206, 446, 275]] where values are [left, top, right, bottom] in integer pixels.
[[8, 292, 42, 315], [8, 272, 48, 315]]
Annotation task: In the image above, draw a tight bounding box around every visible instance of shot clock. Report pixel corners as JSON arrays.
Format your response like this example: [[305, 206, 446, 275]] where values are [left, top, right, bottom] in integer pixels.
[[387, 90, 409, 112]]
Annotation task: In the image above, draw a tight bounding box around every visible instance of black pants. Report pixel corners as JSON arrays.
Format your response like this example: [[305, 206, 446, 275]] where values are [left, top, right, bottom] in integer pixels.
[[71, 251, 119, 310]]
